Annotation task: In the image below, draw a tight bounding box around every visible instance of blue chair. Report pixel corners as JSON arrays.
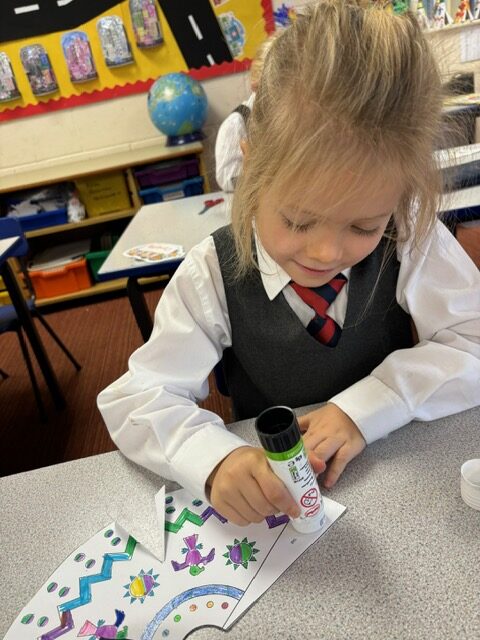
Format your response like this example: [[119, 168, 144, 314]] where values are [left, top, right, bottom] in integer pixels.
[[0, 217, 81, 421]]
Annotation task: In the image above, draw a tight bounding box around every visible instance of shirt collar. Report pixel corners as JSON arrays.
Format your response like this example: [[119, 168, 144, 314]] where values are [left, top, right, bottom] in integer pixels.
[[254, 231, 293, 301], [254, 230, 351, 301]]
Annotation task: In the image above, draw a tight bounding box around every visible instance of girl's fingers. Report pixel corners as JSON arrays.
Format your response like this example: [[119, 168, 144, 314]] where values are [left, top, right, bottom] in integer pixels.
[[302, 428, 327, 451], [322, 446, 354, 489], [297, 415, 310, 433], [228, 491, 266, 524], [240, 477, 277, 517], [308, 451, 327, 475], [313, 436, 343, 463], [217, 502, 249, 527], [254, 466, 300, 518]]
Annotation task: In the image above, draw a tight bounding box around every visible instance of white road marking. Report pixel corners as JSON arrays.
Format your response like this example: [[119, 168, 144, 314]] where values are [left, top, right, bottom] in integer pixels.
[[14, 3, 40, 14], [57, 0, 75, 6], [188, 14, 203, 40], [206, 53, 215, 65]]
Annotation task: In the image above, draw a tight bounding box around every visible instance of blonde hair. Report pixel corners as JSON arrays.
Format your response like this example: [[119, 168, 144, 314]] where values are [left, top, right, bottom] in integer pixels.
[[250, 33, 278, 91], [232, 0, 444, 276]]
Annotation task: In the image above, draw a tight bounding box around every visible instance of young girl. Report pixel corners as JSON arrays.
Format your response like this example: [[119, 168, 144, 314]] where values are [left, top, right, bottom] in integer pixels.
[[98, 0, 480, 527]]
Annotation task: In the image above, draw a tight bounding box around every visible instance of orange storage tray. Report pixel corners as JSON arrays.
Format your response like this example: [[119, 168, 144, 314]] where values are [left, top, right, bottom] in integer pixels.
[[29, 258, 91, 299]]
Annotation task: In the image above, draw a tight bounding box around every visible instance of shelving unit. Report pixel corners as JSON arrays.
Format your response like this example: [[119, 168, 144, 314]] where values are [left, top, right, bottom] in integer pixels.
[[0, 140, 207, 307], [35, 274, 168, 307]]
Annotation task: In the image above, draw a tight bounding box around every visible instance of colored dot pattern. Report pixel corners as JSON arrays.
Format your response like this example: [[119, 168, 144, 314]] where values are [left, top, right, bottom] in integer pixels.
[[74, 553, 85, 562], [166, 506, 175, 514], [111, 537, 121, 546], [165, 496, 174, 504], [21, 614, 34, 625], [58, 587, 70, 598], [192, 499, 203, 506], [85, 559, 96, 569], [161, 599, 231, 637], [46, 582, 57, 593], [37, 616, 49, 627], [104, 529, 114, 538]]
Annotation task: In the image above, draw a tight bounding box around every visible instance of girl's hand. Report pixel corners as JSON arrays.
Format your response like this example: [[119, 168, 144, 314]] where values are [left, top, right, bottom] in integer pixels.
[[207, 446, 326, 526], [298, 403, 366, 489]]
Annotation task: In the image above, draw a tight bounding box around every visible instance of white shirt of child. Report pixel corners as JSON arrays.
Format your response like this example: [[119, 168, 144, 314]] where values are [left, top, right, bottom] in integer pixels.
[[98, 219, 480, 501], [215, 93, 255, 192]]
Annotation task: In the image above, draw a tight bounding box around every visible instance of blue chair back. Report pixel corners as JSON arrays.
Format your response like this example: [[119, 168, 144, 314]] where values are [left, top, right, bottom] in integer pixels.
[[0, 217, 29, 257]]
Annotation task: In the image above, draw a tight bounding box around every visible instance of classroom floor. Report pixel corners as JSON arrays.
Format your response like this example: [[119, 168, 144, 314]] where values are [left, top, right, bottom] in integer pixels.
[[0, 289, 233, 477]]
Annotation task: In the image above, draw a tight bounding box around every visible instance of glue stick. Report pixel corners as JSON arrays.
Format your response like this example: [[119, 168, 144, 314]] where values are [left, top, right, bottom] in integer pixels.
[[255, 405, 325, 534]]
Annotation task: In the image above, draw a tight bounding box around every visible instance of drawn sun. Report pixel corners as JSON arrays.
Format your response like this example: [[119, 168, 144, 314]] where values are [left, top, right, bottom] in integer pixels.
[[223, 538, 259, 570], [123, 569, 159, 604]]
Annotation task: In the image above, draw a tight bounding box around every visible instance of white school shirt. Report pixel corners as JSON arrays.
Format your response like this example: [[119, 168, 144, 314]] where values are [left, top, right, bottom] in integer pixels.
[[214, 93, 255, 192], [98, 219, 480, 502]]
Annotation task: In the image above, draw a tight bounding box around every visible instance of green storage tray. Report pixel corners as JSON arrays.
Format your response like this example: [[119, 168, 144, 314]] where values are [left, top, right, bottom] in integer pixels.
[[86, 249, 110, 282]]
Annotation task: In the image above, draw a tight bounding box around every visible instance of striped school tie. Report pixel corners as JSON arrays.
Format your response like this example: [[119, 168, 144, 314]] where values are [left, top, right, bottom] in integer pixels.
[[291, 273, 348, 347]]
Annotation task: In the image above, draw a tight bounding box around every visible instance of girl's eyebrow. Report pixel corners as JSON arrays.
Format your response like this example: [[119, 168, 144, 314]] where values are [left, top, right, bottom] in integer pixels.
[[354, 211, 393, 222], [280, 207, 316, 219], [281, 207, 393, 222]]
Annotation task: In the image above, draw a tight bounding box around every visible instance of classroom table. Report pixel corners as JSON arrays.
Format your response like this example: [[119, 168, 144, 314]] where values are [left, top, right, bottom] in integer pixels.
[[1, 406, 479, 639], [98, 191, 231, 340], [0, 235, 65, 410]]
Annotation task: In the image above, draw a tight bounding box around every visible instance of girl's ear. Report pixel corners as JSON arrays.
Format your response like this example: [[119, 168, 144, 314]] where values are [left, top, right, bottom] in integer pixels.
[[240, 139, 249, 157]]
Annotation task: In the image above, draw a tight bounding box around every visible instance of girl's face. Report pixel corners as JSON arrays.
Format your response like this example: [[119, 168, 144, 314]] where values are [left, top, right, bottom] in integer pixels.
[[255, 173, 404, 287]]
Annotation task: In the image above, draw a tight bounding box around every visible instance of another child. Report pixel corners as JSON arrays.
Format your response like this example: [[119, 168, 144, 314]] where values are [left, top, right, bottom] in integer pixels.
[[214, 37, 275, 191], [99, 0, 480, 527]]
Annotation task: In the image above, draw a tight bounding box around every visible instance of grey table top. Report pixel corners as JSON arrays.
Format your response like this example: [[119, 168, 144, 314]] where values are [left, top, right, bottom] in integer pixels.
[[98, 191, 231, 280], [1, 407, 479, 640], [0, 236, 20, 263]]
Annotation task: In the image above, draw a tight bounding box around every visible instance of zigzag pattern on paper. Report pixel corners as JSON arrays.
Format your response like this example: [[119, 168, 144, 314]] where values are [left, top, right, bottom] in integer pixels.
[[165, 504, 289, 534], [39, 535, 137, 640]]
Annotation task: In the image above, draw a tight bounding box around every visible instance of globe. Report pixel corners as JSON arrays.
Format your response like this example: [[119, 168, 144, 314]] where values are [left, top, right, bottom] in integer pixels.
[[147, 72, 208, 145]]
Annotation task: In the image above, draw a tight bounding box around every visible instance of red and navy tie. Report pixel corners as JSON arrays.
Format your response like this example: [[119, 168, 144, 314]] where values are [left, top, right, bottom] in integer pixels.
[[291, 273, 348, 347]]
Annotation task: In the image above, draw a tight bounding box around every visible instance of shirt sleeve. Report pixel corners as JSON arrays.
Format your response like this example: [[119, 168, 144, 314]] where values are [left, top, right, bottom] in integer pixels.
[[214, 112, 246, 192], [97, 237, 249, 501], [329, 218, 480, 443]]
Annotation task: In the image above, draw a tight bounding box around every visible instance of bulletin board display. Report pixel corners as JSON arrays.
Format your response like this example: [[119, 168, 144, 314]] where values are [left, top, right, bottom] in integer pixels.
[[0, 0, 274, 122]]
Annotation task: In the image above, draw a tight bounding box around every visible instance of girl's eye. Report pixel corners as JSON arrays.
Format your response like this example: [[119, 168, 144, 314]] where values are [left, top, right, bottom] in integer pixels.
[[351, 226, 380, 236], [282, 215, 313, 233]]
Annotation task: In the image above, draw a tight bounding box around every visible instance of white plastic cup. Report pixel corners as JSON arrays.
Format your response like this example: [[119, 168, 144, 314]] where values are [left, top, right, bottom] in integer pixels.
[[460, 459, 480, 511]]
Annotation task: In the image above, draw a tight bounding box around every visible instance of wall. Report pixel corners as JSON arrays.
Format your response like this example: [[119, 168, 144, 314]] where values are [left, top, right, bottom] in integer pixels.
[[1, 21, 479, 186], [0, 71, 251, 190]]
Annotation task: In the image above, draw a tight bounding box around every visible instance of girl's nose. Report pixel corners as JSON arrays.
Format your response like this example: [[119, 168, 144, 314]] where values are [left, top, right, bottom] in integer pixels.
[[306, 230, 343, 265]]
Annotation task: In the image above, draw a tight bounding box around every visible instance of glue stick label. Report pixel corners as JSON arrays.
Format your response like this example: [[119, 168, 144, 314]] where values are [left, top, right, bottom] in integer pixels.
[[266, 439, 325, 534]]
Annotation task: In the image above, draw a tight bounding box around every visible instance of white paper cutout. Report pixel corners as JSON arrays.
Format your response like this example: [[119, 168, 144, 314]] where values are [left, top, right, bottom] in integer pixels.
[[4, 489, 346, 640], [116, 486, 165, 562]]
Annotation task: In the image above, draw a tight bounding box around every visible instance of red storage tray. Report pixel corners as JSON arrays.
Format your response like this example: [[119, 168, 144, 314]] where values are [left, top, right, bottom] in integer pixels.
[[29, 258, 91, 299]]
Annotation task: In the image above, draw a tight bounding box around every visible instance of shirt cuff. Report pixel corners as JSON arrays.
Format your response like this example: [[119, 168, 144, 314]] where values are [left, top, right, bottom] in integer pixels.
[[170, 424, 250, 502], [328, 375, 413, 444]]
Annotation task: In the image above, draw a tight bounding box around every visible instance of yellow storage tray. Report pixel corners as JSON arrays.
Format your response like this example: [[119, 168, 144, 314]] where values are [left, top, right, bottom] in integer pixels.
[[75, 171, 131, 217]]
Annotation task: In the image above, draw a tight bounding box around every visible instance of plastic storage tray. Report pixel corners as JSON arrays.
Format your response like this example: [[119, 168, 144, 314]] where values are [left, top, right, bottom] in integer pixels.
[[86, 249, 110, 282], [29, 257, 91, 299], [0, 290, 12, 306], [12, 208, 68, 232], [75, 171, 131, 217], [134, 156, 200, 188], [139, 176, 204, 204]]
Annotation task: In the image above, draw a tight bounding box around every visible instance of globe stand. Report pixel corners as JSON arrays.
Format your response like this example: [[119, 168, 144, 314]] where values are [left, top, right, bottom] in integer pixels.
[[166, 130, 205, 147]]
